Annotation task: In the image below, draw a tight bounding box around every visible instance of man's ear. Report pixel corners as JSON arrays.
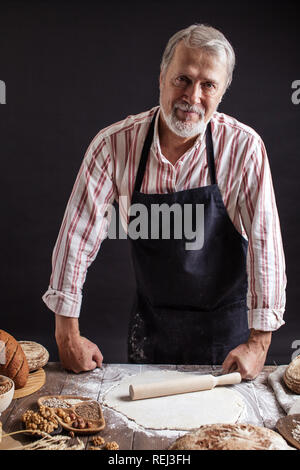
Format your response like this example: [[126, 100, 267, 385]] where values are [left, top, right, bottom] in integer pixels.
[[159, 71, 164, 90]]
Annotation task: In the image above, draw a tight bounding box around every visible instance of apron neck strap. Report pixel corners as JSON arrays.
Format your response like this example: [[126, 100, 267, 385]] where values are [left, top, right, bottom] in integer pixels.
[[205, 121, 216, 185], [134, 109, 158, 193], [134, 110, 216, 193]]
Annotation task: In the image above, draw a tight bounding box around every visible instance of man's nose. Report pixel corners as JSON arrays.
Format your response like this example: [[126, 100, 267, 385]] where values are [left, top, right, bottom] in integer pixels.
[[185, 82, 202, 104]]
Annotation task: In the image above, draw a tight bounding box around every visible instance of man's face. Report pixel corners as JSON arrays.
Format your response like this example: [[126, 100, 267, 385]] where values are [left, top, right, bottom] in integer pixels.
[[159, 41, 228, 139]]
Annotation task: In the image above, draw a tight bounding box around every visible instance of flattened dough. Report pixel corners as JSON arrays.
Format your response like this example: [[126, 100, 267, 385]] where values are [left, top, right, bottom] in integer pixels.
[[102, 370, 246, 430]]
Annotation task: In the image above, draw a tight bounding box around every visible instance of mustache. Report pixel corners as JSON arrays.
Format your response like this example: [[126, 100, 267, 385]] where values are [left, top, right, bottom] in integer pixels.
[[173, 101, 204, 117]]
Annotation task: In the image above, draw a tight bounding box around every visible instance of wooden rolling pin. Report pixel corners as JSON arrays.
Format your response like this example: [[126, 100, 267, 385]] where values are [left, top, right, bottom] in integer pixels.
[[129, 372, 241, 400]]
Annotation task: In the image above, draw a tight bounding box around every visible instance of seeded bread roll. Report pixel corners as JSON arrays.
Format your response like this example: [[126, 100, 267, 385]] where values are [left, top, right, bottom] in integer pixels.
[[0, 330, 29, 389]]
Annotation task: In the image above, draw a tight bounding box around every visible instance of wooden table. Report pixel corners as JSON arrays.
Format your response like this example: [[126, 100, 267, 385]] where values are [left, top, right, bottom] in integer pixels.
[[0, 363, 286, 450]]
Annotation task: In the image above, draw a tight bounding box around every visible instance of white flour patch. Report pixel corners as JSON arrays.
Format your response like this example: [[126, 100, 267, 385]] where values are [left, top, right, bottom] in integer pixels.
[[105, 409, 186, 439]]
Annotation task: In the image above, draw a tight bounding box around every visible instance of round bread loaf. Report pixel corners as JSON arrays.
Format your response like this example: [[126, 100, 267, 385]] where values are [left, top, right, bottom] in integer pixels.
[[283, 355, 300, 394], [168, 423, 293, 450], [0, 330, 29, 389], [19, 341, 49, 372]]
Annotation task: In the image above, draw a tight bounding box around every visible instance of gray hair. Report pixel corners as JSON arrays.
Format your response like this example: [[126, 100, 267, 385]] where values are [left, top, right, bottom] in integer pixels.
[[160, 24, 236, 89]]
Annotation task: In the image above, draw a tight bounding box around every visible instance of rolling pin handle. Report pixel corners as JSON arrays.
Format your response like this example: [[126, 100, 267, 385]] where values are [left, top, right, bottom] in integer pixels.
[[215, 372, 242, 386], [129, 384, 134, 400]]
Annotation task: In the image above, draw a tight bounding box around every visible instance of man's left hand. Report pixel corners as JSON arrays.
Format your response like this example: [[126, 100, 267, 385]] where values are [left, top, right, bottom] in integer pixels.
[[222, 329, 272, 380]]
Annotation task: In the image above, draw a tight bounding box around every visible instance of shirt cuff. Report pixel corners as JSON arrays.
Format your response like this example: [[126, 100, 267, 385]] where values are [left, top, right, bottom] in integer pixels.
[[42, 287, 82, 318], [248, 308, 285, 332]]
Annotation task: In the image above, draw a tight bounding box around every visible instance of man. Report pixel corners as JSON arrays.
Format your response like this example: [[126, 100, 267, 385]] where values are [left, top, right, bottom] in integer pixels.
[[43, 24, 286, 379]]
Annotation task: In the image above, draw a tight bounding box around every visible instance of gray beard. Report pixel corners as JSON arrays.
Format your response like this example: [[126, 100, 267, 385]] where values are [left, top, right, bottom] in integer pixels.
[[159, 100, 206, 139]]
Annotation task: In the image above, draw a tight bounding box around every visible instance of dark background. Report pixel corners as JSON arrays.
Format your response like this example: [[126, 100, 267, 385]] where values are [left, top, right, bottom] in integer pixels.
[[0, 0, 299, 365]]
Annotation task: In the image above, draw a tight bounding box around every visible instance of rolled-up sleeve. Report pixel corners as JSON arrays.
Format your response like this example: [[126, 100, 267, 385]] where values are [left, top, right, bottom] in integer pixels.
[[42, 135, 116, 317], [238, 137, 287, 331]]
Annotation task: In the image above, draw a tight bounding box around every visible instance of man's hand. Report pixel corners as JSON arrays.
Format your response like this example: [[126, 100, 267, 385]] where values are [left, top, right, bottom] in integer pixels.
[[55, 314, 103, 373], [222, 329, 272, 380]]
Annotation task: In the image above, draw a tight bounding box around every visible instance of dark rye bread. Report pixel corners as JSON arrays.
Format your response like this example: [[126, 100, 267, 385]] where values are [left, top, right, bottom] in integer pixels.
[[168, 423, 293, 450], [0, 330, 29, 389]]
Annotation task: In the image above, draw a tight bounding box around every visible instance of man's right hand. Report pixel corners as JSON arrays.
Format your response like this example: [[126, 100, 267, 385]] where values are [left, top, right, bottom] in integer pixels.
[[55, 314, 103, 373]]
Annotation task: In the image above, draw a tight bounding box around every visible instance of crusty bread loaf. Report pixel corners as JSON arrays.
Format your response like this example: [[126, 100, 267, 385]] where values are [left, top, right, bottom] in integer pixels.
[[284, 355, 300, 394], [19, 341, 49, 372], [0, 330, 29, 389], [168, 423, 293, 450]]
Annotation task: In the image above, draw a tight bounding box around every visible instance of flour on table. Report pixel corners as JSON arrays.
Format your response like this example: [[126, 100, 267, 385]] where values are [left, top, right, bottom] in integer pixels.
[[101, 370, 246, 431]]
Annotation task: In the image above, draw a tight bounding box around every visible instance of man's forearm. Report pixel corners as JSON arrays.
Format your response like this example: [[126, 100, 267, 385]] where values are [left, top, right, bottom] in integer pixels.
[[55, 314, 80, 343], [248, 328, 272, 350]]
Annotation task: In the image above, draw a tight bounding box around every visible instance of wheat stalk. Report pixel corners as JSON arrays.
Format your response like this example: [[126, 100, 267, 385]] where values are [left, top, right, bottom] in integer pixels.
[[2, 429, 85, 450]]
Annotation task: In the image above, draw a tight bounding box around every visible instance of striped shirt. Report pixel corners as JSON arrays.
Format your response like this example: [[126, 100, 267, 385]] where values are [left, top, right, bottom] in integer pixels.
[[42, 106, 286, 332]]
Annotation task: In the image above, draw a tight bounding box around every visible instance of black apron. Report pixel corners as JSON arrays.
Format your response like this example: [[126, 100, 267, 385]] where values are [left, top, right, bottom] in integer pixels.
[[127, 110, 250, 365]]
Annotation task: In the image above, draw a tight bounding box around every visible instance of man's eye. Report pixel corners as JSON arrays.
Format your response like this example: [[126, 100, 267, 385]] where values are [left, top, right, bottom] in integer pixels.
[[174, 76, 189, 86], [203, 82, 214, 88]]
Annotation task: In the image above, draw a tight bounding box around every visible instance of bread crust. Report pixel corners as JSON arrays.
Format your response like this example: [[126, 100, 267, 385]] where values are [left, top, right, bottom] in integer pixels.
[[168, 423, 292, 450], [19, 341, 49, 372], [0, 330, 29, 389], [284, 355, 300, 394]]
